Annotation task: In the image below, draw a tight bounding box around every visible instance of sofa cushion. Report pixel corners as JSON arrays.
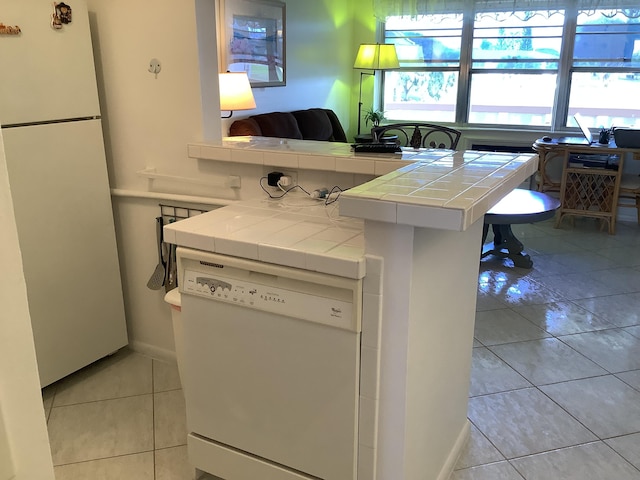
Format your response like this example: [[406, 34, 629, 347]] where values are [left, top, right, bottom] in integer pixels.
[[228, 108, 347, 143], [292, 108, 334, 141], [251, 112, 303, 139], [228, 117, 262, 137], [322, 109, 348, 143]]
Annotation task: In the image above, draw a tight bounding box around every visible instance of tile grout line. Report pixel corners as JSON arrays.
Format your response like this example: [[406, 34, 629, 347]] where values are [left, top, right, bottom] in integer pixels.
[[468, 225, 640, 477], [151, 359, 157, 480]]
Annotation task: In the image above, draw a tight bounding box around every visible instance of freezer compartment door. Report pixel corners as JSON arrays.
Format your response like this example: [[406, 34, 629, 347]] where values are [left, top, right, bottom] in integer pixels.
[[0, 0, 100, 125], [3, 119, 127, 386]]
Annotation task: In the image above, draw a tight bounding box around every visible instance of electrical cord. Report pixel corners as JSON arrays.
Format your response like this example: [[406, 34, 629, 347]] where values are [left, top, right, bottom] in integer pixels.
[[259, 176, 344, 207], [259, 176, 311, 199], [258, 178, 355, 228], [324, 186, 343, 205]]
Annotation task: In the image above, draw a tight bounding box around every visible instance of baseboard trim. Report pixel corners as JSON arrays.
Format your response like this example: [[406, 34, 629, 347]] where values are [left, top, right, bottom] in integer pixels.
[[437, 420, 471, 480], [129, 340, 177, 364]]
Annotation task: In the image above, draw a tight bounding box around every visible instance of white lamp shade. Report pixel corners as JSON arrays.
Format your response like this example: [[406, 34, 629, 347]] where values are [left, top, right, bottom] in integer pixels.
[[219, 72, 256, 111], [353, 44, 399, 70]]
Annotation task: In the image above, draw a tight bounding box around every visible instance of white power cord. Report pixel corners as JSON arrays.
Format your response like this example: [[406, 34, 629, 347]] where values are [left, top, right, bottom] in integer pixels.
[[278, 175, 293, 187]]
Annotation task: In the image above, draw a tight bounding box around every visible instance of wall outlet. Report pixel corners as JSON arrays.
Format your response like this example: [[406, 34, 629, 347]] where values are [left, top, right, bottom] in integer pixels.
[[267, 171, 284, 186], [265, 169, 297, 187]]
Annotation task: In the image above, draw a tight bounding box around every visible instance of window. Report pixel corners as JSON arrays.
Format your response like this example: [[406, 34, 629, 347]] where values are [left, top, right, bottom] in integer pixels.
[[568, 9, 640, 127], [468, 10, 563, 125], [384, 14, 463, 123], [382, 3, 640, 129]]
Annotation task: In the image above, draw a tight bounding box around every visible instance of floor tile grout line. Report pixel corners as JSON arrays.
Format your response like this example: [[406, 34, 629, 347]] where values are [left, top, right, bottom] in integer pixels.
[[52, 449, 156, 468], [471, 345, 533, 393], [532, 382, 617, 444], [602, 437, 640, 475], [468, 385, 532, 399], [468, 383, 595, 460], [475, 308, 635, 349], [552, 331, 627, 374], [482, 343, 612, 387], [456, 435, 640, 476], [504, 440, 638, 480], [45, 384, 57, 424], [613, 372, 640, 395], [468, 327, 640, 469], [503, 439, 605, 461], [603, 432, 640, 471], [468, 379, 640, 463], [464, 418, 509, 467], [518, 441, 640, 478], [505, 461, 528, 480], [151, 359, 157, 480], [467, 368, 640, 398], [476, 326, 640, 438], [480, 254, 635, 294], [49, 391, 154, 409]]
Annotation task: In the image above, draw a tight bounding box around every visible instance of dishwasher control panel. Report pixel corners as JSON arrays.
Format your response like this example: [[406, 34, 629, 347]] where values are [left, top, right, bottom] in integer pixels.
[[182, 269, 356, 330]]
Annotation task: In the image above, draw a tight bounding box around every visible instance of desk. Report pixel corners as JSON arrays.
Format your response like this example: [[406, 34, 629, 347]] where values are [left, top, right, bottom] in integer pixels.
[[533, 140, 640, 234]]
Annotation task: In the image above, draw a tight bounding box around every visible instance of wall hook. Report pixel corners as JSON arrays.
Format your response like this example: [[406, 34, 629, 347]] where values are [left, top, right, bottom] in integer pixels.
[[148, 58, 161, 79]]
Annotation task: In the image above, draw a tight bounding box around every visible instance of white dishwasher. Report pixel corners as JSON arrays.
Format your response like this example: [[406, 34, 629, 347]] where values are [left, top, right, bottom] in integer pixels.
[[177, 247, 363, 480]]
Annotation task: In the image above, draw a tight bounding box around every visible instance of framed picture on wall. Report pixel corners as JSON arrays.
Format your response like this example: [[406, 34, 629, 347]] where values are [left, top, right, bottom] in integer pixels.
[[221, 0, 286, 87]]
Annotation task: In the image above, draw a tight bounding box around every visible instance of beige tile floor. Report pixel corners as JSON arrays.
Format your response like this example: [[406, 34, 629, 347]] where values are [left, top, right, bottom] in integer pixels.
[[42, 348, 219, 480], [455, 217, 640, 479], [43, 217, 640, 480]]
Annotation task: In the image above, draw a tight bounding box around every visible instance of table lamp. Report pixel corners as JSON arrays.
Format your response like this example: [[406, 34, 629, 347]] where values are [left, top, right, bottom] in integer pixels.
[[353, 43, 399, 135], [219, 72, 257, 118]]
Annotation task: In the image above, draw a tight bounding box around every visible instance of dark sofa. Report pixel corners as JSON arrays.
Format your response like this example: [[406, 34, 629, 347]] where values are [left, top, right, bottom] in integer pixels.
[[229, 108, 347, 143]]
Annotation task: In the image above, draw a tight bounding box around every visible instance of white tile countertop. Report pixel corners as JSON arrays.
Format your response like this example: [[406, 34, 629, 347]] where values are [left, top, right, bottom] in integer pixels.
[[164, 198, 366, 279], [339, 149, 538, 231], [172, 138, 538, 275], [188, 136, 538, 231], [188, 136, 441, 175]]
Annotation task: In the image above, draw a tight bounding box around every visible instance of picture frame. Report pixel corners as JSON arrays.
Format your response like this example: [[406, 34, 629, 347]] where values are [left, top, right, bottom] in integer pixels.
[[221, 0, 286, 87]]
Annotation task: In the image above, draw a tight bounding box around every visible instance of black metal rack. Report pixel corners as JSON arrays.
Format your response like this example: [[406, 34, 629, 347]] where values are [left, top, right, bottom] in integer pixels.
[[159, 204, 210, 225]]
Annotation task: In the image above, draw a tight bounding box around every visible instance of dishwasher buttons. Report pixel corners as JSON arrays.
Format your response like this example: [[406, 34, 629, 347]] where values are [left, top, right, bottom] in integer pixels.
[[260, 294, 285, 304], [195, 277, 232, 295]]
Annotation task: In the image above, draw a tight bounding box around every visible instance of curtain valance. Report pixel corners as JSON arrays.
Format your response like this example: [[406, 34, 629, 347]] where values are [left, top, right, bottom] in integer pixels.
[[373, 0, 640, 18]]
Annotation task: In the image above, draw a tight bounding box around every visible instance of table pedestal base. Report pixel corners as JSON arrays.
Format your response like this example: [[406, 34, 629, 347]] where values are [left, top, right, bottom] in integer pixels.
[[481, 224, 533, 268], [481, 189, 561, 269]]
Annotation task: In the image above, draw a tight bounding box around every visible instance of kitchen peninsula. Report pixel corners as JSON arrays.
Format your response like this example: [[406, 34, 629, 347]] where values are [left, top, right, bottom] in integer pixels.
[[170, 137, 538, 480]]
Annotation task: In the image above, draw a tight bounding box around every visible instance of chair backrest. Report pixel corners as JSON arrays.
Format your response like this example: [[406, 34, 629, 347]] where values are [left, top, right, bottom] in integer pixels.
[[372, 122, 461, 150]]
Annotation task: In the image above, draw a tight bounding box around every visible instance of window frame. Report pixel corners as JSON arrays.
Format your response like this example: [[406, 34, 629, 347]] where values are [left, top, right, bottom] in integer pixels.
[[381, 2, 640, 130]]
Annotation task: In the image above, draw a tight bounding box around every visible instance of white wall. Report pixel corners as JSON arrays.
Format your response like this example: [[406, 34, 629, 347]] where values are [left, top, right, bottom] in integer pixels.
[[237, 0, 355, 124], [0, 410, 13, 480], [86, 0, 364, 359], [88, 0, 360, 193], [0, 131, 55, 479]]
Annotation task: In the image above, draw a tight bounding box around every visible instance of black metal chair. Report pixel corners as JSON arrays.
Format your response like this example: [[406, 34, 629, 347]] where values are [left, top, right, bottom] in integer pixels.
[[371, 122, 462, 150]]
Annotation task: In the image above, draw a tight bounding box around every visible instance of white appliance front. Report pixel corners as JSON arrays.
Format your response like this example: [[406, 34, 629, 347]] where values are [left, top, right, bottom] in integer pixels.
[[0, 0, 100, 125], [3, 120, 127, 387], [1, 0, 127, 386], [178, 249, 362, 480]]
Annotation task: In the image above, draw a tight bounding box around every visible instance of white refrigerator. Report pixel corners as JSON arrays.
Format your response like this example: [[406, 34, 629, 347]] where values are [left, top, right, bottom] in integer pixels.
[[0, 0, 128, 387]]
